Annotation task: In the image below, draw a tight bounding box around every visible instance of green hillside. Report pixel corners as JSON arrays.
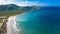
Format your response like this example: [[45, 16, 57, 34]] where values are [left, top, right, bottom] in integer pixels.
[[0, 4, 40, 18]]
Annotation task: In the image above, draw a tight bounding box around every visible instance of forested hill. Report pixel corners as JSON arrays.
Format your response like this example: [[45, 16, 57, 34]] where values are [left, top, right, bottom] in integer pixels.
[[0, 4, 40, 18]]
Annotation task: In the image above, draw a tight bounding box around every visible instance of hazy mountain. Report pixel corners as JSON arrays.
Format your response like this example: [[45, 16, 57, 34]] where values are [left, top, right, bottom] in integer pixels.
[[0, 4, 19, 11], [0, 4, 40, 17]]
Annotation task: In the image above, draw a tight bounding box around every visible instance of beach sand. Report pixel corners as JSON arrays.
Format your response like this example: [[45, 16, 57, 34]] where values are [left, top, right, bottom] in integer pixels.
[[6, 16, 19, 34]]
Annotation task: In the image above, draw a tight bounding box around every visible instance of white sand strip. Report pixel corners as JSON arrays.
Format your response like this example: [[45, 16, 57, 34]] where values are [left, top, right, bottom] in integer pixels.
[[6, 16, 19, 34]]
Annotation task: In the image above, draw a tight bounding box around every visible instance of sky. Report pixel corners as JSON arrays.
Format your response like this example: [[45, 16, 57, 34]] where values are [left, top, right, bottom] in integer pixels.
[[0, 0, 60, 6]]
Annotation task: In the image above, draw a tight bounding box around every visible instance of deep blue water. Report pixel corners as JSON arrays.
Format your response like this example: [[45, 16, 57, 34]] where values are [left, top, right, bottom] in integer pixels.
[[16, 7, 60, 34]]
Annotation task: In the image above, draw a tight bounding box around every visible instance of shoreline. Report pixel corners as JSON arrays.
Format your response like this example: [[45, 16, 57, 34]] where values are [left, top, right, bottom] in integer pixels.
[[6, 16, 19, 34]]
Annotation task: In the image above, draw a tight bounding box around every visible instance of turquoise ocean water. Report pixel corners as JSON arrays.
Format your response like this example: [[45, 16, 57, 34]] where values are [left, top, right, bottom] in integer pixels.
[[16, 7, 60, 34]]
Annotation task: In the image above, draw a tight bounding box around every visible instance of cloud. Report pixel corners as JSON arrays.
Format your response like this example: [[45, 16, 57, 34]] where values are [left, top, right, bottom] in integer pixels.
[[14, 1, 40, 6], [0, 0, 14, 4], [0, 0, 48, 6]]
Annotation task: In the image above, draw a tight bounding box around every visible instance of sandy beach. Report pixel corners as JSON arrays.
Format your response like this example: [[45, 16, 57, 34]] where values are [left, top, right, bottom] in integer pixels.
[[6, 16, 19, 34]]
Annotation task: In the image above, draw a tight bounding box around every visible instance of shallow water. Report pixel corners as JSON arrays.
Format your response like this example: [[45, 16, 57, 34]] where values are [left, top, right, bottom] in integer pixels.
[[16, 7, 60, 34]]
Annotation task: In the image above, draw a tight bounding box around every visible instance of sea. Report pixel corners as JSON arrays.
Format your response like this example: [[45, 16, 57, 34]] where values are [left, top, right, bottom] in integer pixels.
[[16, 7, 60, 34]]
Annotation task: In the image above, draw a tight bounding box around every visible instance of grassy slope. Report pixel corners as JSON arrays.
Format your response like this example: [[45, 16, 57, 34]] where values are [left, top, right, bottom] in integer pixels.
[[0, 6, 40, 18]]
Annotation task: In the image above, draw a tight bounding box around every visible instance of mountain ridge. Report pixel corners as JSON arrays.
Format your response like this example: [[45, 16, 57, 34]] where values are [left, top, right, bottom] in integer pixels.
[[0, 4, 40, 18], [0, 4, 19, 11]]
